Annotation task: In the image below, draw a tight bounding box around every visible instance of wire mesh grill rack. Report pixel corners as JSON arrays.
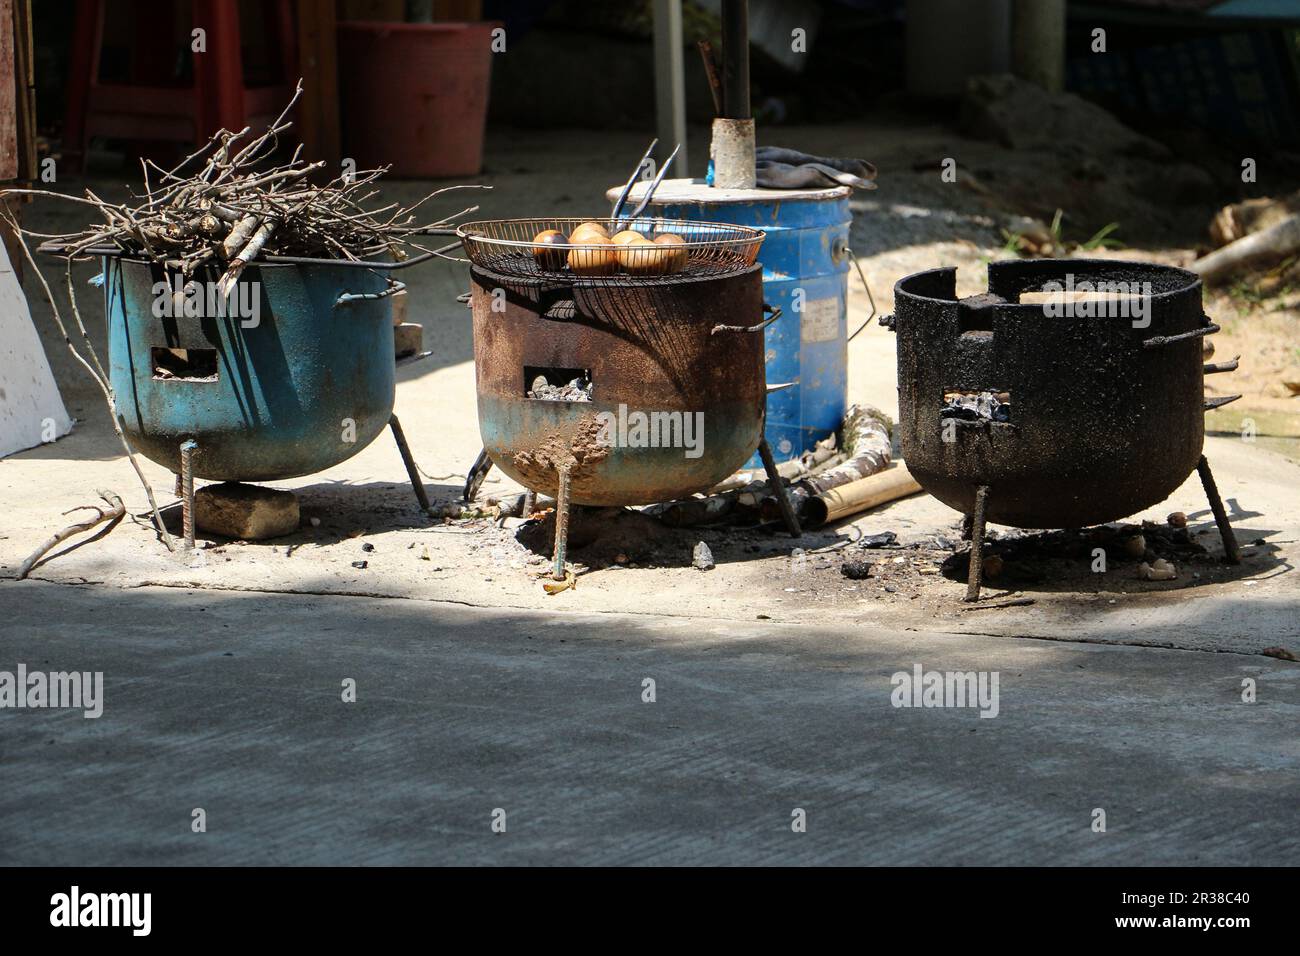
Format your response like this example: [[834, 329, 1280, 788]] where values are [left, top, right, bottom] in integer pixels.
[[456, 217, 764, 286]]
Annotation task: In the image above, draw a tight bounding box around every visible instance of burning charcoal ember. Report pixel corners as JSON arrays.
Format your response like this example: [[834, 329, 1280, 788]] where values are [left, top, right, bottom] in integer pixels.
[[692, 541, 716, 570], [527, 375, 593, 402], [940, 390, 1011, 423]]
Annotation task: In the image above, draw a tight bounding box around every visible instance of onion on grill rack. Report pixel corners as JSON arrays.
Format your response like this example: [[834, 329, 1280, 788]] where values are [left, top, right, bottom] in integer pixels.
[[456, 217, 764, 286]]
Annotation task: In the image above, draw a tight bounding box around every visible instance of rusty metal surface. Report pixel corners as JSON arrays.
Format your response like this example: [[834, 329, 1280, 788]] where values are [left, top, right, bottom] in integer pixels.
[[891, 259, 1210, 528], [106, 257, 395, 481], [472, 263, 766, 505]]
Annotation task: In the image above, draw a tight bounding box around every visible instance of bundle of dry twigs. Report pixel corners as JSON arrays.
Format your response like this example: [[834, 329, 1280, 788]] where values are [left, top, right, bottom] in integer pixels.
[[6, 80, 481, 287]]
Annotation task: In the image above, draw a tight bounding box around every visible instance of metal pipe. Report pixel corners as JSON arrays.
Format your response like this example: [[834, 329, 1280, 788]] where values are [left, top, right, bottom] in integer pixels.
[[758, 438, 801, 538], [1197, 456, 1241, 565], [652, 0, 689, 175], [964, 485, 990, 602], [463, 448, 493, 503], [389, 415, 430, 513], [721, 0, 750, 119], [180, 439, 197, 550], [552, 463, 572, 580]]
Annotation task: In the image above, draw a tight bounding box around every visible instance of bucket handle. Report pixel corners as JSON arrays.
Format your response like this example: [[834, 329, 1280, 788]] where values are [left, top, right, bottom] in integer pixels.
[[842, 244, 877, 342], [711, 302, 781, 335], [336, 279, 406, 308]]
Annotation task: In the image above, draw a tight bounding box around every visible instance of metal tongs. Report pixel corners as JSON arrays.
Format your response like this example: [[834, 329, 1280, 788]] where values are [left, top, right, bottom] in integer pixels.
[[610, 139, 681, 226]]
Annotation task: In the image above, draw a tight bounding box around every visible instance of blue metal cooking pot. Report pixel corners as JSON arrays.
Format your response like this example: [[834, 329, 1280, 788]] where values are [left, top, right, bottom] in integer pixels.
[[103, 254, 407, 481]]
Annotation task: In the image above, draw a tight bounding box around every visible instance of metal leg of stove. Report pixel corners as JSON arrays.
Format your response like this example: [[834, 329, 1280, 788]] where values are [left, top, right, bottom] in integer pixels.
[[389, 415, 430, 512], [464, 448, 493, 503], [180, 439, 197, 551], [552, 464, 572, 580], [961, 513, 974, 542], [758, 439, 802, 538], [523, 490, 537, 515], [1196, 455, 1241, 565], [964, 485, 990, 602], [174, 473, 183, 499]]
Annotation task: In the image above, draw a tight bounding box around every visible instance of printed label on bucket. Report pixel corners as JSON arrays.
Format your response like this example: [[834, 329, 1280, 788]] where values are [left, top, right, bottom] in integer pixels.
[[800, 296, 839, 343]]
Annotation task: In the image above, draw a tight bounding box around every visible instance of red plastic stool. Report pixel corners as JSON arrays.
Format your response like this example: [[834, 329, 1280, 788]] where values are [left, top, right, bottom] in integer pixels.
[[63, 0, 296, 171]]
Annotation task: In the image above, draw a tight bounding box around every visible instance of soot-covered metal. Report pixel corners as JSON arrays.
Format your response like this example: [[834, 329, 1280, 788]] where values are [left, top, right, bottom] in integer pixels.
[[885, 258, 1241, 600]]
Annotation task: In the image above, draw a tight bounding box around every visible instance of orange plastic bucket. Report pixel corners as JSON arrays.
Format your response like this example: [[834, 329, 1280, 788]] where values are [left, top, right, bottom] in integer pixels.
[[338, 21, 498, 178]]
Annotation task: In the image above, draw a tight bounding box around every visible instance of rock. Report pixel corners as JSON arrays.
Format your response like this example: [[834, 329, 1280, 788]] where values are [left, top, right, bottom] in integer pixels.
[[394, 321, 423, 359], [361, 542, 375, 552], [195, 482, 299, 541], [351, 560, 368, 570], [391, 288, 408, 327], [1261, 646, 1298, 662], [1167, 511, 1188, 529], [1137, 558, 1177, 581], [841, 556, 873, 580], [982, 554, 1004, 579], [1123, 534, 1147, 558], [692, 541, 715, 571], [962, 74, 1169, 159]]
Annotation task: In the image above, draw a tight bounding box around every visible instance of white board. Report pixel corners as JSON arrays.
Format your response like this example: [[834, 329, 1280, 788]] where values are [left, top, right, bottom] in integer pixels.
[[0, 240, 72, 457]]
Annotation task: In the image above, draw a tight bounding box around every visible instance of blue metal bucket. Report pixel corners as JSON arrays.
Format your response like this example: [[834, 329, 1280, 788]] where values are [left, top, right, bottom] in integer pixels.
[[618, 181, 852, 465], [104, 256, 399, 481]]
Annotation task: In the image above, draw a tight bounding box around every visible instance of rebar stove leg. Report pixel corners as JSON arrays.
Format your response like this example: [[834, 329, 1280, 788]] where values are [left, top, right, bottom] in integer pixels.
[[964, 485, 990, 602], [180, 439, 197, 551], [1196, 455, 1240, 565], [552, 463, 572, 581], [389, 415, 430, 512], [464, 447, 493, 503], [758, 438, 801, 538]]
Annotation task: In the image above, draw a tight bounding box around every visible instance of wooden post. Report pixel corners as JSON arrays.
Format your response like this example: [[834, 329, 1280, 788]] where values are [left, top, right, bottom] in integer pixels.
[[296, 0, 340, 169], [193, 0, 246, 139], [1, 0, 18, 184]]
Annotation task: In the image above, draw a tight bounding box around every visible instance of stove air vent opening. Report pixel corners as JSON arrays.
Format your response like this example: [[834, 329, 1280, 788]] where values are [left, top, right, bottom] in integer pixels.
[[151, 347, 218, 382], [942, 389, 1011, 424], [525, 366, 593, 402], [956, 293, 1001, 339]]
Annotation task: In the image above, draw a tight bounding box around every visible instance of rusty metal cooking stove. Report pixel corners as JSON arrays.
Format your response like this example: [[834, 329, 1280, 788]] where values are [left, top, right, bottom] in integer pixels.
[[458, 217, 802, 581], [885, 258, 1242, 601]]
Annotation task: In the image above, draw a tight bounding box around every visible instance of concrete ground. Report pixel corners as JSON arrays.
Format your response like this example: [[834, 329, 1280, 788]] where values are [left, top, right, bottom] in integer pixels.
[[2, 580, 1296, 866], [1, 120, 1298, 865]]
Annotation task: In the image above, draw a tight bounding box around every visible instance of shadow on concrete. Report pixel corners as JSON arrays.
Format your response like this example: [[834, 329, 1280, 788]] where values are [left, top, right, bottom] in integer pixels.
[[0, 578, 1295, 866]]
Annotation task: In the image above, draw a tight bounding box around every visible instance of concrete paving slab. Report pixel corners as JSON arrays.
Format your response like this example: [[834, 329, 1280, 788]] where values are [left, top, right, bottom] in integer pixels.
[[0, 581, 1295, 866]]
